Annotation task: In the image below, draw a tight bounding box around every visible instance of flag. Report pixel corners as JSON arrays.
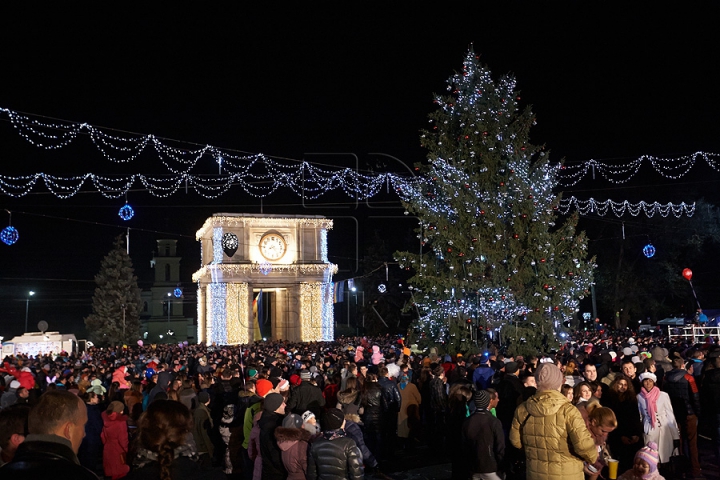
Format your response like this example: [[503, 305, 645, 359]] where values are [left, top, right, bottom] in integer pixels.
[[253, 290, 263, 341], [333, 281, 345, 303]]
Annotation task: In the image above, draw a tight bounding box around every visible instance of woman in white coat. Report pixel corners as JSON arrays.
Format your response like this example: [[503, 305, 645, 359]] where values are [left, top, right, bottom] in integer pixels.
[[636, 372, 679, 464]]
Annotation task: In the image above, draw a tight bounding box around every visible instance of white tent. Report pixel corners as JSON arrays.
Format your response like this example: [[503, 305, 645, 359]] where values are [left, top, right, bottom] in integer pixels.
[[1, 332, 77, 357]]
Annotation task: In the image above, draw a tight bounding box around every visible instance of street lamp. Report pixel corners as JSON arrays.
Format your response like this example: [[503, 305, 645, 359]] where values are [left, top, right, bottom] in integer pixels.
[[24, 290, 35, 333], [166, 292, 171, 322]]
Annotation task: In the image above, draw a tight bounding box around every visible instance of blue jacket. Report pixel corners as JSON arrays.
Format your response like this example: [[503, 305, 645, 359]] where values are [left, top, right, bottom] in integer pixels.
[[472, 365, 494, 390]]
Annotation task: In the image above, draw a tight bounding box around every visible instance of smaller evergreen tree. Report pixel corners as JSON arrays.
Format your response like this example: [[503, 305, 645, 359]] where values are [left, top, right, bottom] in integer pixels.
[[84, 234, 142, 346]]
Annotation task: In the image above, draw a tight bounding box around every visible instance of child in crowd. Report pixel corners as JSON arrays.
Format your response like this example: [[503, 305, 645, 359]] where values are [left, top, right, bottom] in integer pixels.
[[617, 442, 664, 480]]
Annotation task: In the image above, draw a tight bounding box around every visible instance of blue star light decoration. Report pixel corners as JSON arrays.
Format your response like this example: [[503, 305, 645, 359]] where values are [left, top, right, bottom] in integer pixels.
[[1, 226, 18, 245], [259, 262, 272, 275], [643, 243, 656, 258], [173, 287, 183, 298], [118, 203, 135, 221]]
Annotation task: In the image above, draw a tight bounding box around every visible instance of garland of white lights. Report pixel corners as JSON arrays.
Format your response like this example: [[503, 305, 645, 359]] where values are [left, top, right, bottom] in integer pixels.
[[558, 197, 695, 218], [556, 152, 720, 186], [0, 108, 700, 217]]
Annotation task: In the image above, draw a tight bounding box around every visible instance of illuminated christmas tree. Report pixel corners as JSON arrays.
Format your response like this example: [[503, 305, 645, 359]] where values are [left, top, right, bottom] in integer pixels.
[[395, 50, 595, 356]]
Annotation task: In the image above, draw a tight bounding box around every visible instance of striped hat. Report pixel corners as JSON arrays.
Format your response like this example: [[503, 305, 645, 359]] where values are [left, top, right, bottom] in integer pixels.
[[635, 442, 660, 473]]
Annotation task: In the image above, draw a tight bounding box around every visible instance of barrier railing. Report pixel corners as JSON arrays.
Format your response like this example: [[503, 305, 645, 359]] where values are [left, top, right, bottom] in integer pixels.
[[667, 325, 720, 344]]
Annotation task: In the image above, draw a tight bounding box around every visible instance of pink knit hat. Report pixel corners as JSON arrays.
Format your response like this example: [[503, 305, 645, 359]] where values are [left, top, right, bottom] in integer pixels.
[[635, 441, 660, 474]]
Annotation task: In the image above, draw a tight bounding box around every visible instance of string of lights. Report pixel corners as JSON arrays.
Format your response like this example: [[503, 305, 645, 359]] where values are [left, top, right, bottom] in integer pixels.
[[0, 107, 702, 219]]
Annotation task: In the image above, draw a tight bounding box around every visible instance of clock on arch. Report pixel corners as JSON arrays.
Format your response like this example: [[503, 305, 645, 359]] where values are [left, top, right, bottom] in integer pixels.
[[259, 232, 287, 261]]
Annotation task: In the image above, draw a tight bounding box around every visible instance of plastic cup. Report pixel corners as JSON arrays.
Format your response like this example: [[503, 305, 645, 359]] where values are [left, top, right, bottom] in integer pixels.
[[607, 458, 619, 479]]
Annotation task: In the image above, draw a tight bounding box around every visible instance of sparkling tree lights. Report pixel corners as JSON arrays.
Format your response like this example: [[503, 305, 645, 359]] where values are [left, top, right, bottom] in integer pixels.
[[395, 50, 596, 356]]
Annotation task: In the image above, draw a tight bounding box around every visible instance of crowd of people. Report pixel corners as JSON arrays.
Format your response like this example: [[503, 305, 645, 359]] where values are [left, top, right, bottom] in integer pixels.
[[0, 329, 718, 480]]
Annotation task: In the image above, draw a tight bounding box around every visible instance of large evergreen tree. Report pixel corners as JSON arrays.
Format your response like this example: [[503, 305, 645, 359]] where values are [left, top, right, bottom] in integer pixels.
[[84, 234, 142, 346], [395, 50, 595, 356]]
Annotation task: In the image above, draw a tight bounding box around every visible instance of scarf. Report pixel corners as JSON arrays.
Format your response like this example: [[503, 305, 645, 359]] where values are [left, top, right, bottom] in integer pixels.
[[133, 443, 198, 468], [639, 386, 660, 430]]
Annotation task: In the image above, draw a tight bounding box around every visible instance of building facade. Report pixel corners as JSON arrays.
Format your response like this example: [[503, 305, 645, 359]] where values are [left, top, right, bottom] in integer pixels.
[[193, 214, 337, 344]]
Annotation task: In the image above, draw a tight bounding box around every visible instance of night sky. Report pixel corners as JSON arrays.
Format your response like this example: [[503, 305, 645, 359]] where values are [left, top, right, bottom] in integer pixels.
[[1, 4, 719, 339]]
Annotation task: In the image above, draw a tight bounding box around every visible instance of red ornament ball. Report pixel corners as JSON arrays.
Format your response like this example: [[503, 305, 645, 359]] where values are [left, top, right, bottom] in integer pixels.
[[513, 234, 519, 239], [540, 258, 546, 263]]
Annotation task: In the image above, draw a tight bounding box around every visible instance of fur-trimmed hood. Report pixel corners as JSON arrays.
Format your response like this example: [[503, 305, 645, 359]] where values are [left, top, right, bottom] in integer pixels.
[[274, 426, 312, 451], [337, 390, 360, 405], [344, 413, 361, 424]]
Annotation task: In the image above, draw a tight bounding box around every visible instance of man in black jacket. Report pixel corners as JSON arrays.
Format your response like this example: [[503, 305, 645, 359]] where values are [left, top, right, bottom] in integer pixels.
[[286, 370, 326, 418], [378, 366, 401, 464], [307, 408, 364, 480], [663, 356, 703, 479], [495, 361, 523, 436], [0, 390, 99, 479], [258, 393, 288, 480], [461, 390, 505, 480]]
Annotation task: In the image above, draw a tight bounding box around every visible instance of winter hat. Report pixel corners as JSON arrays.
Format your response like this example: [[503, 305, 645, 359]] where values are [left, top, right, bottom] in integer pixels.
[[628, 337, 636, 345], [622, 347, 633, 356], [630, 345, 639, 354], [535, 363, 564, 392], [638, 372, 657, 383], [263, 393, 284, 412], [505, 362, 519, 375], [9, 380, 21, 389], [247, 368, 258, 378], [635, 441, 660, 474], [198, 391, 210, 404], [474, 390, 491, 410], [278, 379, 290, 392], [322, 408, 345, 430], [256, 379, 274, 398], [289, 374, 302, 387], [300, 371, 311, 381], [282, 413, 303, 429], [301, 410, 316, 423]]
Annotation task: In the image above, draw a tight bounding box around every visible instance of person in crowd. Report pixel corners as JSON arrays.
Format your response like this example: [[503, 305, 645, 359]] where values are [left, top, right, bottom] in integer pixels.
[[561, 384, 574, 402], [0, 404, 30, 466], [573, 381, 593, 407], [0, 390, 99, 479], [510, 363, 597, 480], [286, 370, 326, 419], [472, 354, 494, 390], [360, 372, 384, 462], [307, 408, 364, 480], [429, 365, 448, 454], [274, 413, 311, 480], [124, 399, 225, 480], [257, 393, 287, 480], [495, 361, 523, 435], [617, 441, 665, 480], [397, 371, 421, 450], [583, 404, 617, 480], [636, 372, 680, 467], [461, 390, 505, 480], [192, 391, 214, 466], [101, 400, 130, 480], [447, 385, 473, 480], [603, 375, 643, 472], [377, 365, 401, 462], [337, 376, 362, 415], [622, 359, 642, 394], [661, 356, 703, 479], [77, 391, 104, 474], [700, 350, 720, 466]]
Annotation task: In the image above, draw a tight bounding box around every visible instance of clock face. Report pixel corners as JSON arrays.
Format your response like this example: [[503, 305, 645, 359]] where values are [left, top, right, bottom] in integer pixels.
[[259, 233, 286, 261]]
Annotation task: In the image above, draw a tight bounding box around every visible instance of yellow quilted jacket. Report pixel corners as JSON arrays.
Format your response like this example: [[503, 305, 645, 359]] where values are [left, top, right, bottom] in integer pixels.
[[509, 389, 597, 480]]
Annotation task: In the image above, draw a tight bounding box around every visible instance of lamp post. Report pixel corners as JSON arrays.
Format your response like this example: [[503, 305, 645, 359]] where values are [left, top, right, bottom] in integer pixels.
[[121, 304, 126, 343], [24, 290, 35, 333], [167, 292, 171, 323]]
